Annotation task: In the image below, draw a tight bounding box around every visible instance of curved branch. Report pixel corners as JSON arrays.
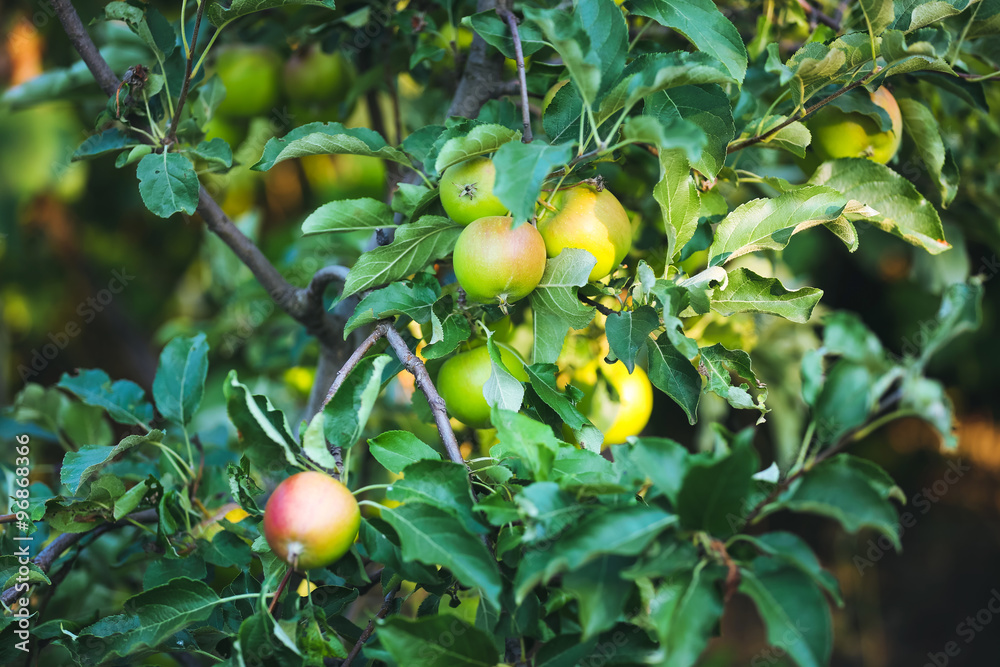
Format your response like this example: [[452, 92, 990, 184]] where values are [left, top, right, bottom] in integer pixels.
[[727, 74, 872, 154], [497, 2, 532, 142], [321, 322, 392, 409], [384, 326, 465, 465], [1, 509, 158, 607], [341, 584, 401, 667]]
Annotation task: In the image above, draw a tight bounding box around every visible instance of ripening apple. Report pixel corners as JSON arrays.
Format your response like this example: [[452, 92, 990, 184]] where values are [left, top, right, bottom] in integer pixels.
[[452, 216, 547, 307], [213, 46, 282, 118], [283, 47, 356, 124], [536, 183, 631, 282], [263, 472, 360, 571], [439, 157, 509, 225], [808, 87, 903, 164], [437, 343, 528, 428]]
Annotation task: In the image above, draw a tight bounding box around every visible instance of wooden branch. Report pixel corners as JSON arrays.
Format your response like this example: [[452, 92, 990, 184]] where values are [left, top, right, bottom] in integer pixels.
[[321, 322, 392, 409], [726, 74, 872, 154], [166, 0, 207, 144], [384, 326, 465, 465], [50, 0, 119, 97], [1, 509, 158, 606], [497, 2, 532, 142], [0, 514, 17, 524], [341, 584, 401, 667], [447, 0, 503, 119]]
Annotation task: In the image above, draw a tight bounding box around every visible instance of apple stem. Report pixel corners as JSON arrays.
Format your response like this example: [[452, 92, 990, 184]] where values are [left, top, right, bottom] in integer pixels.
[[268, 563, 296, 616]]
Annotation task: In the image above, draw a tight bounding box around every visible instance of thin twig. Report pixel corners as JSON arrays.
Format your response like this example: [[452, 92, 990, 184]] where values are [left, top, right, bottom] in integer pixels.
[[384, 326, 465, 465], [579, 293, 616, 317], [1, 509, 158, 606], [740, 388, 904, 527], [321, 322, 392, 409], [727, 74, 873, 154], [167, 0, 207, 144], [50, 0, 119, 97], [794, 0, 841, 30], [497, 2, 532, 142], [0, 514, 18, 524], [342, 584, 401, 667]]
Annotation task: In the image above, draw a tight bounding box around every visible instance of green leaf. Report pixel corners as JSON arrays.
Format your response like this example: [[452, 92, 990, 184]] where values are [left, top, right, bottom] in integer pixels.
[[707, 185, 850, 266], [422, 298, 473, 360], [735, 532, 843, 606], [857, 0, 895, 36], [302, 409, 341, 471], [514, 505, 676, 602], [378, 615, 498, 666], [771, 35, 873, 107], [530, 248, 598, 364], [628, 0, 748, 83], [768, 455, 902, 549], [389, 460, 484, 534], [152, 333, 209, 425], [698, 344, 769, 420], [562, 555, 633, 640], [734, 114, 812, 157], [464, 11, 548, 59], [652, 568, 725, 667], [223, 370, 300, 469], [808, 158, 950, 255], [369, 431, 441, 474], [897, 97, 959, 207], [379, 503, 503, 606], [73, 128, 139, 161], [252, 122, 410, 171], [813, 361, 878, 445], [58, 369, 153, 427], [915, 279, 984, 364], [434, 124, 521, 174], [302, 198, 396, 235], [524, 363, 603, 452], [208, 0, 335, 27], [711, 268, 823, 323], [0, 556, 50, 589], [889, 0, 976, 32], [136, 152, 200, 218], [345, 274, 441, 335], [621, 437, 690, 503], [323, 355, 392, 450], [524, 0, 627, 105], [620, 115, 705, 165], [515, 482, 585, 543], [484, 336, 525, 415], [646, 336, 701, 424], [342, 216, 462, 297], [187, 138, 233, 168], [739, 563, 833, 667], [677, 435, 758, 536], [492, 141, 574, 223], [74, 578, 223, 664], [105, 2, 177, 60], [490, 410, 561, 482], [876, 29, 955, 80], [605, 306, 660, 373], [622, 51, 738, 110], [654, 149, 701, 260], [645, 85, 735, 178]]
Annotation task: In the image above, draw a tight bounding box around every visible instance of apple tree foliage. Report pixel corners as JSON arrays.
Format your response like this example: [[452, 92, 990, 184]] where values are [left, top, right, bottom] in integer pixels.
[[0, 0, 995, 664]]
